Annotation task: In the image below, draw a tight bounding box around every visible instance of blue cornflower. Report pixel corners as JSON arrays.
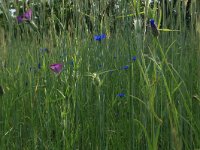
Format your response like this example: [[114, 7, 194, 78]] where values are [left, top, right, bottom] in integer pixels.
[[132, 56, 137, 61], [38, 63, 41, 69], [94, 34, 106, 41], [117, 93, 125, 98], [122, 65, 129, 70], [150, 19, 159, 37], [40, 48, 49, 54]]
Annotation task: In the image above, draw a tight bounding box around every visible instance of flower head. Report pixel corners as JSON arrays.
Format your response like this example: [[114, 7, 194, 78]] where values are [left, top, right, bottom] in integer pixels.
[[122, 65, 129, 70], [132, 56, 137, 61], [150, 19, 159, 37], [50, 63, 63, 74], [24, 9, 32, 20], [38, 63, 41, 69], [94, 34, 106, 41], [17, 15, 24, 23], [117, 93, 125, 98], [150, 19, 155, 26], [17, 9, 32, 23], [40, 48, 49, 54]]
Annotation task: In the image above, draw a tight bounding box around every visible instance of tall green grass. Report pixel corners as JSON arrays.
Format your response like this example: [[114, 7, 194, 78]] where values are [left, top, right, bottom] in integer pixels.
[[0, 0, 200, 149]]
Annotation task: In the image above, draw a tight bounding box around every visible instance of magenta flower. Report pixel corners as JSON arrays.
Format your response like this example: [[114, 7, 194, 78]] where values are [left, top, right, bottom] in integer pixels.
[[50, 63, 63, 74], [17, 9, 32, 23], [24, 9, 32, 20]]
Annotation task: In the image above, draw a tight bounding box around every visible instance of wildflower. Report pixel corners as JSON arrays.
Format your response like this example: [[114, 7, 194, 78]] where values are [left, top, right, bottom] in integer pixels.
[[94, 34, 106, 41], [150, 19, 159, 37], [38, 63, 41, 69], [117, 93, 125, 98], [40, 48, 49, 53], [132, 56, 137, 61], [23, 9, 32, 20], [17, 9, 32, 23], [50, 63, 63, 74], [17, 15, 24, 23], [122, 65, 129, 70]]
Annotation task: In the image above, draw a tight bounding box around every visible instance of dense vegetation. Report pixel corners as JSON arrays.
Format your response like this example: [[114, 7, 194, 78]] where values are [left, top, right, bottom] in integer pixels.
[[0, 0, 200, 149]]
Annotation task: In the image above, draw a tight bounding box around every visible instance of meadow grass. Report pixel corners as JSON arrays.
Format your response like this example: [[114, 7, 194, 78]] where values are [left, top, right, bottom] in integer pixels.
[[0, 0, 200, 149]]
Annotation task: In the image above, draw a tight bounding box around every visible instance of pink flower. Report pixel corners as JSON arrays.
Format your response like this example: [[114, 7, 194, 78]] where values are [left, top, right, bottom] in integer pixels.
[[23, 9, 32, 20], [50, 63, 63, 74], [17, 9, 32, 23]]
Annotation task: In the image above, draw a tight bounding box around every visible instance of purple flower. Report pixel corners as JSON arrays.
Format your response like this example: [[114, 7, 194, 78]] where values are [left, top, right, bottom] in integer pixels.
[[50, 63, 63, 74], [16, 9, 32, 23], [17, 15, 24, 23], [24, 9, 32, 20], [117, 93, 125, 98], [94, 34, 106, 41]]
